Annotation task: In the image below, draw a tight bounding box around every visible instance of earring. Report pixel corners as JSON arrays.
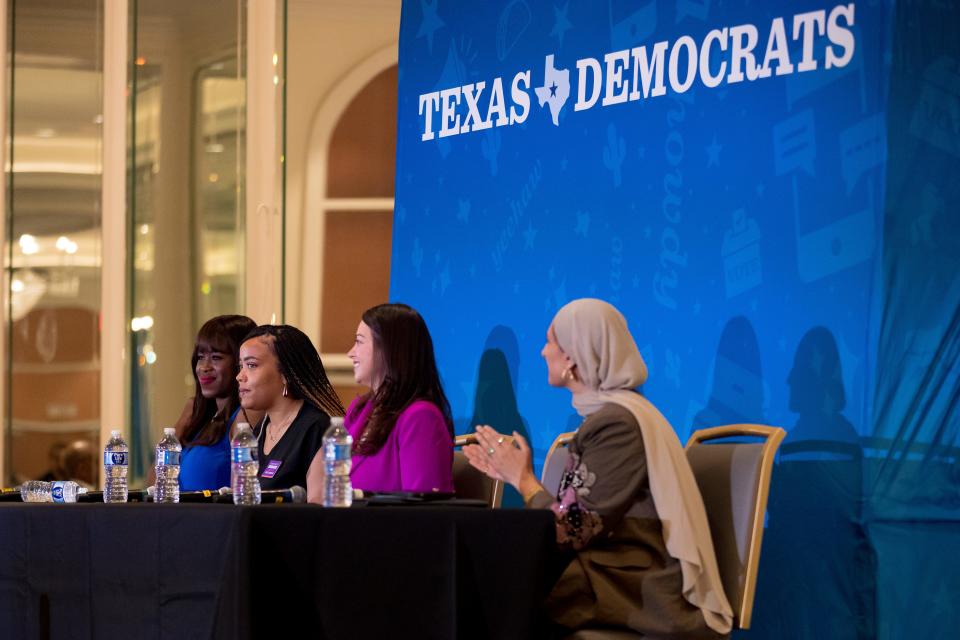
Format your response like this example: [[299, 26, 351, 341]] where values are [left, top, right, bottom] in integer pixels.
[[563, 365, 575, 381], [282, 384, 288, 397]]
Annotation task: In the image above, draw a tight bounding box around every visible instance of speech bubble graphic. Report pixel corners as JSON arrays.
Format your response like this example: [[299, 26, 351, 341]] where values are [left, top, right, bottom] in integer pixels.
[[840, 113, 886, 195], [773, 109, 816, 177]]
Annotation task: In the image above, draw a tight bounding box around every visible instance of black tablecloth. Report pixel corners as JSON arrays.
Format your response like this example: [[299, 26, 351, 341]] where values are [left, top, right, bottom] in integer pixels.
[[0, 503, 558, 640]]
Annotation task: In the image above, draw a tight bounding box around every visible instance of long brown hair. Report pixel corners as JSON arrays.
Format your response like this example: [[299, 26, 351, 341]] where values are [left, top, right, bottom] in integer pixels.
[[183, 315, 257, 446], [353, 303, 453, 456], [242, 325, 346, 417]]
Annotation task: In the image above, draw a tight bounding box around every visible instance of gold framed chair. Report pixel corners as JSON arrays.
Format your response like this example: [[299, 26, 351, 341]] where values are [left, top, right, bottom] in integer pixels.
[[540, 431, 576, 497], [684, 424, 786, 630], [452, 433, 504, 508]]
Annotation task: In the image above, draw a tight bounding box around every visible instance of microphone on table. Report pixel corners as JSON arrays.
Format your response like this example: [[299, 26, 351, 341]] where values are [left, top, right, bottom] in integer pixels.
[[76, 489, 152, 503], [170, 486, 307, 504], [0, 487, 23, 502], [217, 485, 307, 504]]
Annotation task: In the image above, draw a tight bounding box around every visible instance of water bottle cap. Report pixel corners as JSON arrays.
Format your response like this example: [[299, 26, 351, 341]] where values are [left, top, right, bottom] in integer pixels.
[[330, 416, 345, 427], [163, 427, 175, 435], [236, 422, 251, 431], [111, 429, 121, 437]]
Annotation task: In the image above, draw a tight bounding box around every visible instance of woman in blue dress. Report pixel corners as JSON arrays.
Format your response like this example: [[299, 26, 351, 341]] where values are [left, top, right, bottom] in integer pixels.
[[172, 315, 262, 491]]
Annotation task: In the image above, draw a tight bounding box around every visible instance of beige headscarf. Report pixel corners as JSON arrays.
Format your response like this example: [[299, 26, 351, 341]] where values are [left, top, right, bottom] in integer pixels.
[[552, 298, 733, 635]]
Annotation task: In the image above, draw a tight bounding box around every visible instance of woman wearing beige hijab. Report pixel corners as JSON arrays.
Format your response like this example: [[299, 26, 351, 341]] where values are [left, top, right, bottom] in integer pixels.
[[464, 299, 733, 639]]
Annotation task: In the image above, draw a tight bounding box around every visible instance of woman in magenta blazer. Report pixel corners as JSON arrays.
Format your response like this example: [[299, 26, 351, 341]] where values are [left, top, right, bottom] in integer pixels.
[[345, 303, 455, 493]]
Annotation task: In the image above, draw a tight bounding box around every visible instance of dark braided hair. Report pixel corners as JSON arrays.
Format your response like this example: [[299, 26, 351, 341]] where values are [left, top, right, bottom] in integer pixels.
[[353, 303, 453, 456], [183, 315, 257, 447], [243, 325, 345, 417]]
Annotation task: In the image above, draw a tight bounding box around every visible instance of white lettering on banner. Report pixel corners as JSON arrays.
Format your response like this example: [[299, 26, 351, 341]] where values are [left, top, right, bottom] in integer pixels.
[[575, 58, 602, 111], [416, 3, 858, 142]]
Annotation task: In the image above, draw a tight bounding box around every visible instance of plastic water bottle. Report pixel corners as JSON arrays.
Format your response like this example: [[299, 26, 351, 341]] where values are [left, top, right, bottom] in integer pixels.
[[323, 417, 353, 508], [155, 427, 182, 503], [103, 429, 129, 503], [20, 480, 87, 503], [231, 422, 261, 505]]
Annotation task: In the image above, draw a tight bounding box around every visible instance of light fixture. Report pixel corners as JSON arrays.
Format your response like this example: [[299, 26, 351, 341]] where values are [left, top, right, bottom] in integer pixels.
[[19, 234, 39, 255], [56, 236, 79, 255]]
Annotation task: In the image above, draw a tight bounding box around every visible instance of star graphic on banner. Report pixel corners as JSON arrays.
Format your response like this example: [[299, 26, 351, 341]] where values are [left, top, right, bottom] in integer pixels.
[[550, 82, 558, 97], [417, 0, 445, 54], [523, 221, 538, 249], [706, 136, 722, 167], [549, 2, 572, 49]]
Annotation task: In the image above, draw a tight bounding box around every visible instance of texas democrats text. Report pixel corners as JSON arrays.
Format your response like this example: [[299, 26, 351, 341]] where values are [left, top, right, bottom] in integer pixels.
[[417, 2, 857, 141]]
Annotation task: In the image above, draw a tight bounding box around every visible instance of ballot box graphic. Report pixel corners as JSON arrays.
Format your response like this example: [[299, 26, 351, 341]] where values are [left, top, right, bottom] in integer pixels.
[[722, 209, 762, 299]]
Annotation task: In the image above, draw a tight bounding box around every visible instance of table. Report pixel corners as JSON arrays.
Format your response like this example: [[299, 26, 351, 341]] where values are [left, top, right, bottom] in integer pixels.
[[0, 503, 559, 640]]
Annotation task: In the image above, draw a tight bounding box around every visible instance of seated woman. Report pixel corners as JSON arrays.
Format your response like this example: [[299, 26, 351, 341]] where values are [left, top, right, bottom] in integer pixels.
[[465, 299, 733, 639], [344, 303, 454, 494], [172, 315, 261, 491], [237, 324, 345, 502]]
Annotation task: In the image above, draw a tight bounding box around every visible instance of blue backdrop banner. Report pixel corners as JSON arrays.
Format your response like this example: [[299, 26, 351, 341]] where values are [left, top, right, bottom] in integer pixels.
[[392, 1, 960, 637]]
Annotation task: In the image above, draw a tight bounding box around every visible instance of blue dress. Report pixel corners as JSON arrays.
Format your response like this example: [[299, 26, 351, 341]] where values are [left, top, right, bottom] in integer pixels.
[[179, 407, 239, 491]]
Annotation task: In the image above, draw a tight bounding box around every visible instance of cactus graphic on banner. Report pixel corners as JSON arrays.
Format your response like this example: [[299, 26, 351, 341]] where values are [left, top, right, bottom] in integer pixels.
[[456, 199, 471, 223], [481, 128, 502, 176], [603, 123, 626, 186], [411, 237, 423, 277], [574, 211, 590, 238]]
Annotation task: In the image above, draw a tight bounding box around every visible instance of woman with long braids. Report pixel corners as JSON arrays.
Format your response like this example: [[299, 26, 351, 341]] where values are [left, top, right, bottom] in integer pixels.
[[236, 325, 345, 501], [344, 303, 454, 493], [170, 315, 261, 491]]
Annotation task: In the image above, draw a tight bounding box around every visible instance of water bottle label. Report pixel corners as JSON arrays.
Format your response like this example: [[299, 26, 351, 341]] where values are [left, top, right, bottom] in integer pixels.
[[232, 447, 256, 463], [104, 452, 128, 466], [158, 450, 181, 465], [51, 482, 65, 503], [324, 442, 351, 461]]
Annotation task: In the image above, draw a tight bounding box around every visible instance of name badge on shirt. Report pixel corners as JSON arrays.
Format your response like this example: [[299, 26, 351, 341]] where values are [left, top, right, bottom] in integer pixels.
[[262, 459, 282, 478]]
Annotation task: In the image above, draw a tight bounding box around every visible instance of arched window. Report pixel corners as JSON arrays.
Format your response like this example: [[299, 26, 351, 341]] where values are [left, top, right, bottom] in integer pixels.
[[295, 46, 398, 403]]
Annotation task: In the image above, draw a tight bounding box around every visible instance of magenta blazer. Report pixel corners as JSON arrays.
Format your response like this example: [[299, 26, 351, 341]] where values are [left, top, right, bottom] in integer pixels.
[[344, 397, 454, 493]]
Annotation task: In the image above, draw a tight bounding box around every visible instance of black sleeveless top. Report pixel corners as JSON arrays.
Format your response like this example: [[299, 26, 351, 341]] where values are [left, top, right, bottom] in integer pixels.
[[256, 402, 330, 490]]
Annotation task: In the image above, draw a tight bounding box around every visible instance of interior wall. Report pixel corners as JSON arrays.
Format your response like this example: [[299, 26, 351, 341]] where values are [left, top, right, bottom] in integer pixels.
[[283, 0, 400, 335]]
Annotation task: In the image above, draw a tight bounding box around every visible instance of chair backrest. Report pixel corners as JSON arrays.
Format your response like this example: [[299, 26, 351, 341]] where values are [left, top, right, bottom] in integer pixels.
[[540, 431, 576, 496], [452, 434, 503, 508], [684, 424, 786, 630]]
